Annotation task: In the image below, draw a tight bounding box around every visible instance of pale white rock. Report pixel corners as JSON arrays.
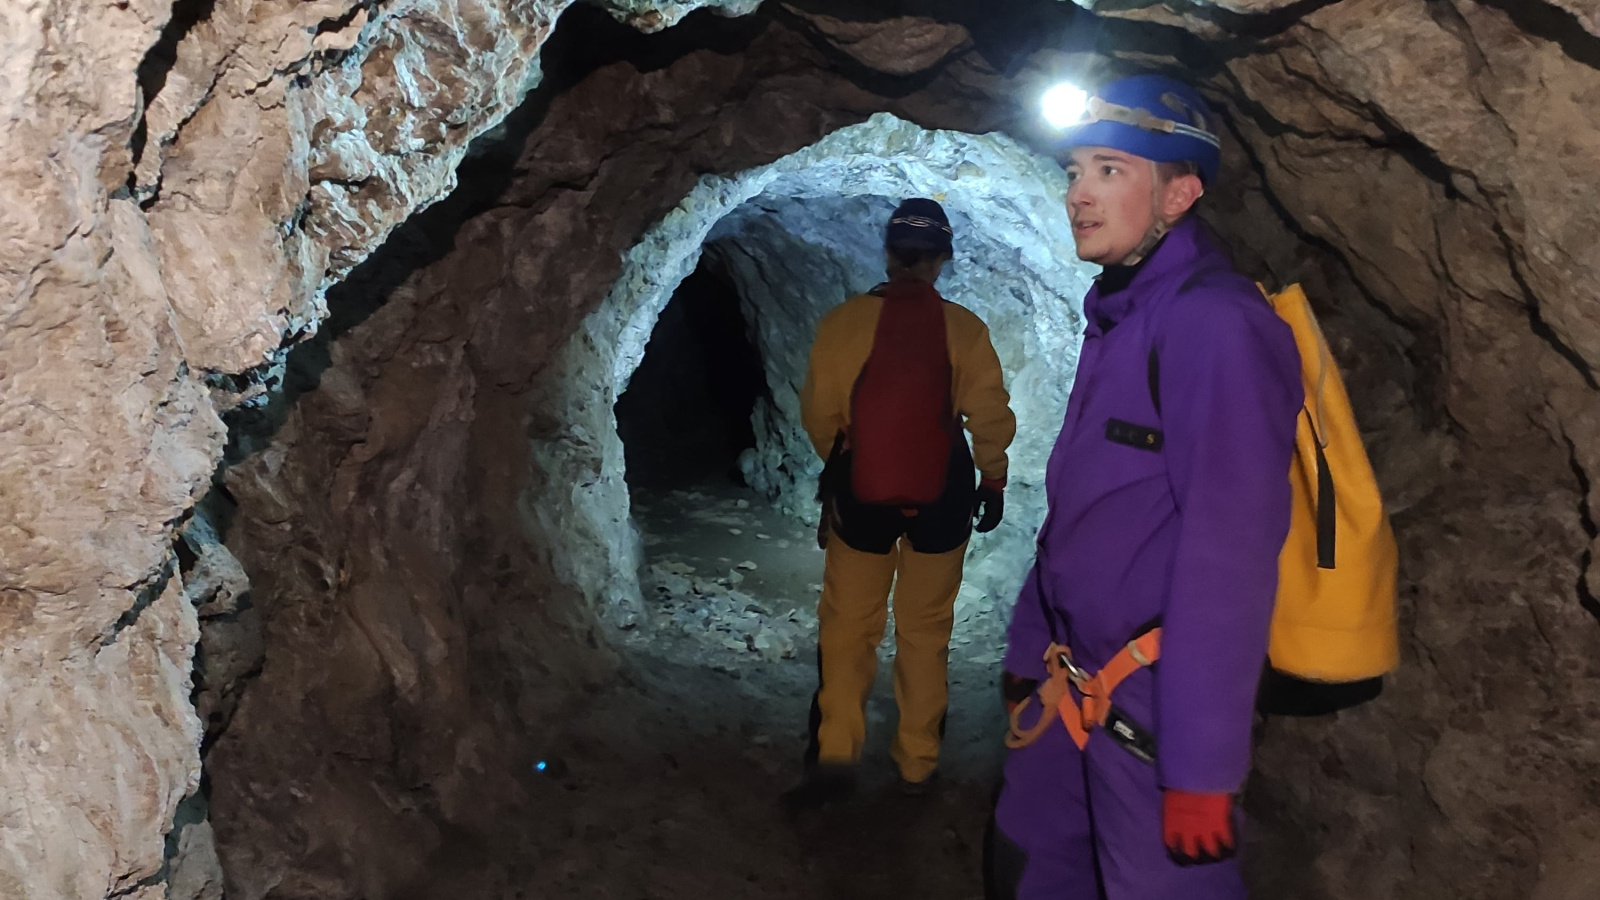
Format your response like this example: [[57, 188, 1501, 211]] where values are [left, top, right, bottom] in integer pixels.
[[166, 819, 225, 900]]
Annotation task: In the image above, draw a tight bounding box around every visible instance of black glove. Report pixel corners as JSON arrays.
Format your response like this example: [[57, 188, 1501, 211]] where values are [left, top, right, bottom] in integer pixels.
[[973, 483, 1004, 534], [1002, 671, 1038, 714], [816, 497, 841, 550]]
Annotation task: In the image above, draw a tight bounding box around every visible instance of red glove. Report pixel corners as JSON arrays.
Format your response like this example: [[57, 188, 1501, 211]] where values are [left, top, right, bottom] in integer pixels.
[[1161, 790, 1235, 865]]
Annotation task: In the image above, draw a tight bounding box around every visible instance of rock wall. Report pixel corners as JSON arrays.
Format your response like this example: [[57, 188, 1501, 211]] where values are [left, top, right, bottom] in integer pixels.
[[4, 0, 1599, 898]]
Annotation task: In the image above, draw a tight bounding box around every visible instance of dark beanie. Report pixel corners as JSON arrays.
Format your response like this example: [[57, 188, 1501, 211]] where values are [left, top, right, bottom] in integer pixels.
[[885, 198, 953, 255]]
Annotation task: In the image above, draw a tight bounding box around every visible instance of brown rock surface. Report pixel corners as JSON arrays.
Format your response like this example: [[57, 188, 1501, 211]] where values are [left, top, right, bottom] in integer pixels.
[[779, 4, 975, 74], [3, 0, 1599, 898]]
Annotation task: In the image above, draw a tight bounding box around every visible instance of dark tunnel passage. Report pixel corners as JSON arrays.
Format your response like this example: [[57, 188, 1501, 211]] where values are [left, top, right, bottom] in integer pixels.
[[614, 259, 766, 491], [612, 253, 835, 654]]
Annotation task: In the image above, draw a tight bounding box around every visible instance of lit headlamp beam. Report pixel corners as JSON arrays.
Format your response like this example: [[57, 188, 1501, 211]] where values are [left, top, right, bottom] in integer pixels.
[[1041, 83, 1089, 129]]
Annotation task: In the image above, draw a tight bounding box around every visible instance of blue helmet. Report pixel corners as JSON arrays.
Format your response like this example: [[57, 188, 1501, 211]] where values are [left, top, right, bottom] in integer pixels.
[[885, 198, 954, 255], [1060, 75, 1221, 184]]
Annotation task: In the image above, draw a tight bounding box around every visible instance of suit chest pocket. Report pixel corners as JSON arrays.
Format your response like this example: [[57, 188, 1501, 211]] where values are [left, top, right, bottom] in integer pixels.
[[1105, 418, 1163, 452]]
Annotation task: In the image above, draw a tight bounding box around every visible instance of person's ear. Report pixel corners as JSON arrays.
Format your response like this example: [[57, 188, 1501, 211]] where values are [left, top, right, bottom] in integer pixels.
[[1162, 173, 1205, 219]]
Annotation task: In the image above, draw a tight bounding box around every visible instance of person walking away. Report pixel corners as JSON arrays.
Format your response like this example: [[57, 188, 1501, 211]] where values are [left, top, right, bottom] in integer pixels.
[[788, 198, 1016, 807]]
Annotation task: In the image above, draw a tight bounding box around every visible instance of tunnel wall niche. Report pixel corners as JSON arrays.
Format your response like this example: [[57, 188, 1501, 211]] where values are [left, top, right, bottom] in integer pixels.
[[524, 113, 1096, 631]]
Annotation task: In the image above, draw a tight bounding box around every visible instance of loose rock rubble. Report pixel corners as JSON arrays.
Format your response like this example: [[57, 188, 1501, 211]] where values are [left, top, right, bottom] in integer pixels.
[[640, 558, 818, 662]]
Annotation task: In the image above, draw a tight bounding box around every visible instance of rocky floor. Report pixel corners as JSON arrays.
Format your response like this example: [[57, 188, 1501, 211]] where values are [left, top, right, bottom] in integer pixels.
[[517, 482, 1014, 899]]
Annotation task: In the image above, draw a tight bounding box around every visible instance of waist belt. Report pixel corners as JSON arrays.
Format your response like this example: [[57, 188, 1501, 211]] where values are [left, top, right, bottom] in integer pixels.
[[1005, 628, 1163, 762]]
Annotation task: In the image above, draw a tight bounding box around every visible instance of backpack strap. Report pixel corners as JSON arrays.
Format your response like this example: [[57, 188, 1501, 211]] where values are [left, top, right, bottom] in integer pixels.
[[1309, 417, 1337, 569]]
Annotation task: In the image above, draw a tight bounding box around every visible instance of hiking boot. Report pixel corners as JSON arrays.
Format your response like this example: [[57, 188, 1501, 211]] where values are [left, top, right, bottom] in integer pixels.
[[781, 764, 856, 811], [898, 771, 939, 797]]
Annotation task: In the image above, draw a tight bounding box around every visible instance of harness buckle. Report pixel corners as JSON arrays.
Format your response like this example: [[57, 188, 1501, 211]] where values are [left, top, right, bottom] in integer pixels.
[[1126, 639, 1154, 668], [1006, 632, 1165, 755]]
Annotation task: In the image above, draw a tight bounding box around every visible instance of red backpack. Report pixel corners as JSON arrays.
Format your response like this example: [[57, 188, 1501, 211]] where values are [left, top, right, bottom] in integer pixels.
[[848, 281, 957, 506]]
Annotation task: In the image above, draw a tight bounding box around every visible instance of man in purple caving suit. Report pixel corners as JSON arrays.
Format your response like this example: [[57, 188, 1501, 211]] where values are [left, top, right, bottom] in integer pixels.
[[990, 74, 1304, 900]]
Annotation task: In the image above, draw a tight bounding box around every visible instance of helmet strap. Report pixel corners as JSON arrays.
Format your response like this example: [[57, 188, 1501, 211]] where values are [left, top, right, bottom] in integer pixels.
[[1116, 162, 1177, 267], [1120, 222, 1169, 268]]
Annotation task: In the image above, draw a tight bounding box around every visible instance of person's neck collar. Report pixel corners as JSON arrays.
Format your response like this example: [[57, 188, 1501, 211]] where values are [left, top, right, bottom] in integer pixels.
[[1095, 214, 1206, 291], [1097, 235, 1166, 295]]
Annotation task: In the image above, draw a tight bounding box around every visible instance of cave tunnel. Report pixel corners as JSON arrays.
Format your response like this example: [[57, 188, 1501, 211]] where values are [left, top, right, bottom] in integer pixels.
[[612, 251, 835, 656], [7, 2, 1600, 900], [614, 259, 766, 493], [611, 253, 835, 663]]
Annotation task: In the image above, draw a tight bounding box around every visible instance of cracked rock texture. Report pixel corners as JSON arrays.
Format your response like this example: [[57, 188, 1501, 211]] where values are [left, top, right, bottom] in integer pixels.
[[4, 0, 1600, 899]]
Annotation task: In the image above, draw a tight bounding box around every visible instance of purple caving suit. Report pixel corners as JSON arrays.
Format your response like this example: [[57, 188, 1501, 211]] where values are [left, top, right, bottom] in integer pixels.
[[995, 217, 1303, 899]]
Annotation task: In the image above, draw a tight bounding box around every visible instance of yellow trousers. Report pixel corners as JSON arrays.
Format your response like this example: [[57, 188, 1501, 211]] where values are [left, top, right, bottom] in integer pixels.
[[813, 535, 967, 783]]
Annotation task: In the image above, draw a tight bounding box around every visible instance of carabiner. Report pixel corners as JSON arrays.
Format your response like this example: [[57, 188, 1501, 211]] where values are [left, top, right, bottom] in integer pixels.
[[1049, 646, 1090, 684]]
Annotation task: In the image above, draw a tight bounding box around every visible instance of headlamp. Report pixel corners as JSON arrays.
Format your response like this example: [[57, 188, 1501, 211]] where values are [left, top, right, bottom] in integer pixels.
[[1040, 83, 1089, 129], [1041, 83, 1221, 150]]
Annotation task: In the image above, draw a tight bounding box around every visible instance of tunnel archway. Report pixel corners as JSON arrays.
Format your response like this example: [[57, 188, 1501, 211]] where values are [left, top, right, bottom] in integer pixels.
[[195, 83, 1101, 894], [519, 115, 1097, 739], [522, 114, 1092, 651]]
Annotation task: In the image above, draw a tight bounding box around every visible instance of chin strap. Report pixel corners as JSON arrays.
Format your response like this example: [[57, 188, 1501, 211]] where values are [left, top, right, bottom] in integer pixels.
[[1115, 165, 1184, 267], [1120, 224, 1169, 267]]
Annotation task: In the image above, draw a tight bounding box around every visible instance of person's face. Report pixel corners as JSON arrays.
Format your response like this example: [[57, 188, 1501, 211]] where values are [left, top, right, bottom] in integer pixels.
[[1064, 146, 1159, 266]]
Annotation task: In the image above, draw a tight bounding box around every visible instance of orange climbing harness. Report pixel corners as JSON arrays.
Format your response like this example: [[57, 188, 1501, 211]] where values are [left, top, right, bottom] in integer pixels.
[[1005, 629, 1163, 751]]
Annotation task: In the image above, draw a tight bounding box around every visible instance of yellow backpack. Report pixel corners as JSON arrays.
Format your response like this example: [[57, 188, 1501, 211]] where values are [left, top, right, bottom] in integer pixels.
[[1255, 285, 1400, 714], [1151, 284, 1400, 714]]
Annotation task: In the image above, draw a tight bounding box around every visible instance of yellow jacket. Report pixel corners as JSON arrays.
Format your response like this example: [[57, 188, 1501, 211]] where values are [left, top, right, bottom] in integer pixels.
[[800, 287, 1016, 486]]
